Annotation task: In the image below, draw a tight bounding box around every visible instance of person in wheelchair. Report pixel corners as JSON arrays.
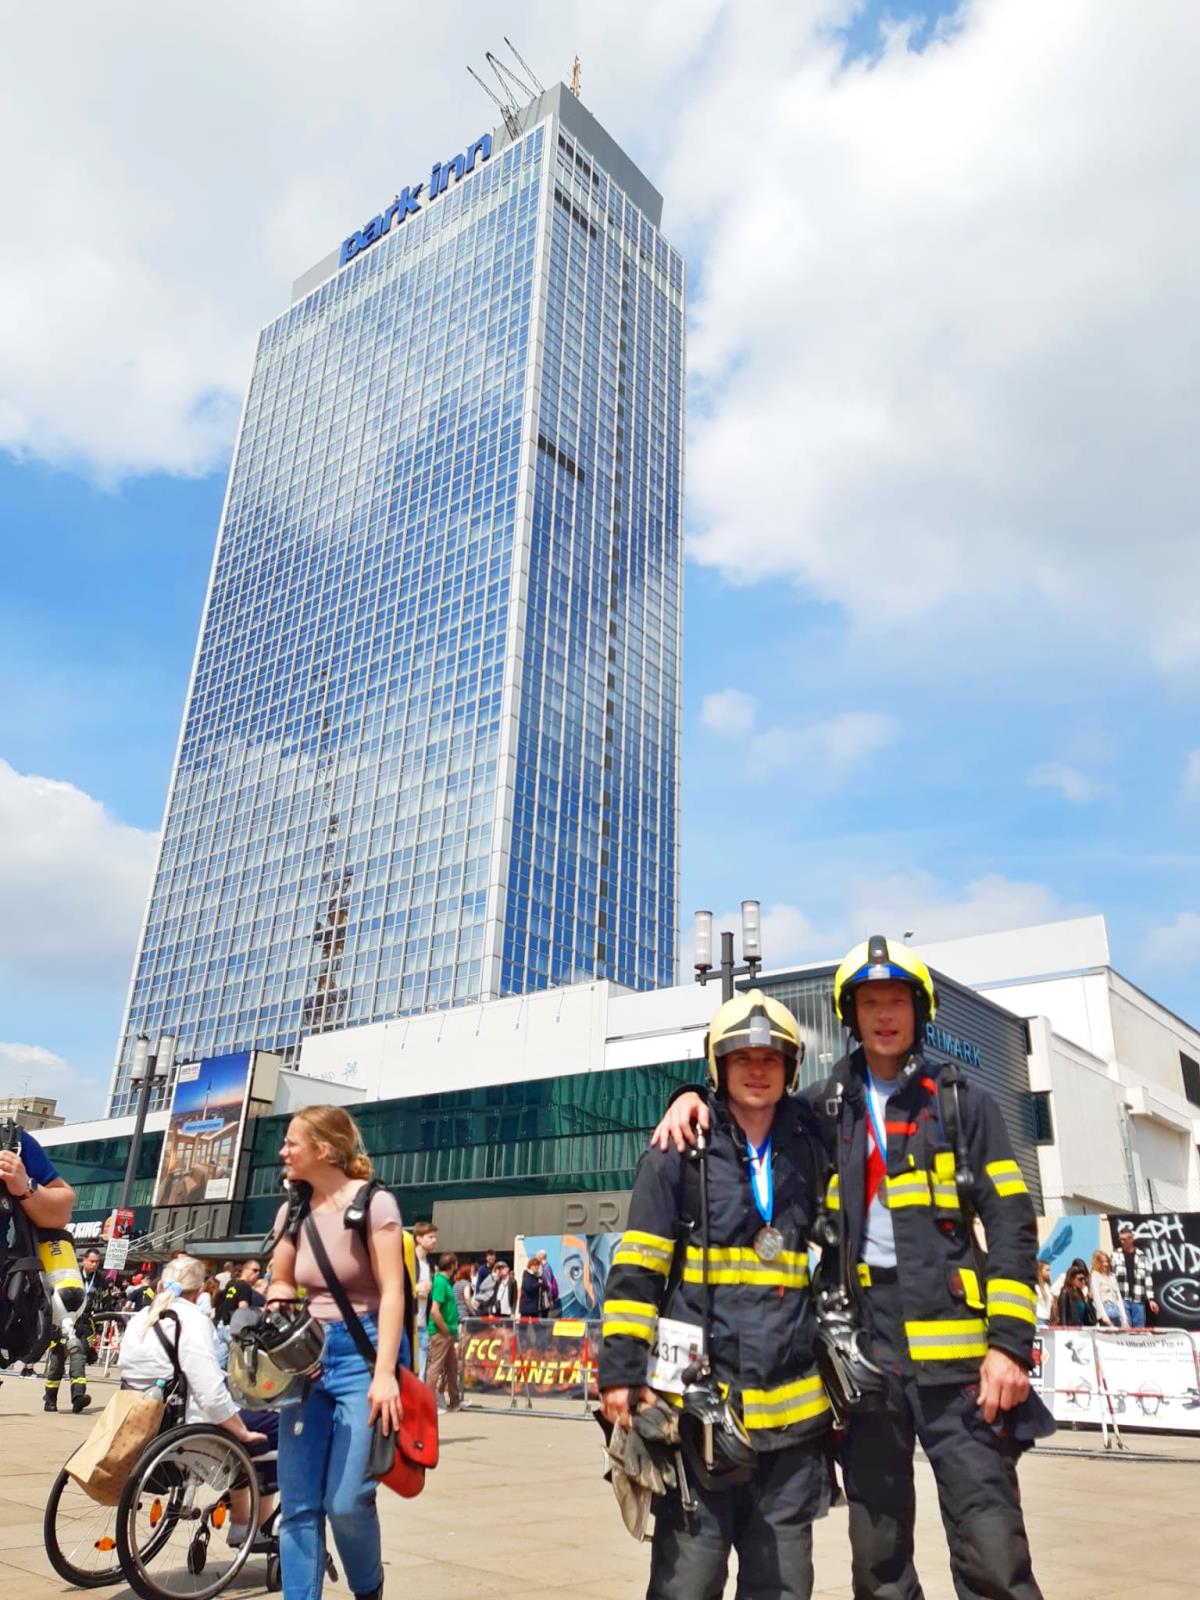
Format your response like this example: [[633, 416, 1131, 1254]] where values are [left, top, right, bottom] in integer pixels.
[[118, 1254, 276, 1546]]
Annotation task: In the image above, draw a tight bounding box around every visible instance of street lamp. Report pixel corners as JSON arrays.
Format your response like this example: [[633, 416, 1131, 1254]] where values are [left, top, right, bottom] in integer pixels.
[[692, 900, 763, 1001], [118, 1031, 176, 1211]]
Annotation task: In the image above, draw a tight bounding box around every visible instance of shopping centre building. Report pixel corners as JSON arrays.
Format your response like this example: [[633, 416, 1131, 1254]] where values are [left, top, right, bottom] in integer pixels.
[[38, 917, 1200, 1255]]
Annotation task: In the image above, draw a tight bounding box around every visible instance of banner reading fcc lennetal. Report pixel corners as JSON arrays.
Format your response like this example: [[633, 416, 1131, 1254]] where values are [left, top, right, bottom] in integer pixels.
[[153, 1051, 254, 1208]]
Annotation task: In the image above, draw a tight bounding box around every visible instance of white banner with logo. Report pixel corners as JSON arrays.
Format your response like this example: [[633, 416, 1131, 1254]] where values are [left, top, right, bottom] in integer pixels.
[[1033, 1327, 1200, 1433]]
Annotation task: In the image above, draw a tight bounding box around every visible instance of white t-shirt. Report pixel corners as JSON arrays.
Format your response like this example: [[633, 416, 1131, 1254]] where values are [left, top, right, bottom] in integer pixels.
[[861, 1072, 899, 1269], [118, 1296, 238, 1425], [416, 1254, 432, 1327]]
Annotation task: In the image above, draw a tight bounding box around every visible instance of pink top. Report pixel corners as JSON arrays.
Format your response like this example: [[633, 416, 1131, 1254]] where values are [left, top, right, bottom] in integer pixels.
[[275, 1188, 402, 1321]]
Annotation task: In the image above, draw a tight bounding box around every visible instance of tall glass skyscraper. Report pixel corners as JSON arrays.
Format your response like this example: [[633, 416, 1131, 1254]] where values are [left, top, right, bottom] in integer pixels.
[[109, 85, 685, 1116]]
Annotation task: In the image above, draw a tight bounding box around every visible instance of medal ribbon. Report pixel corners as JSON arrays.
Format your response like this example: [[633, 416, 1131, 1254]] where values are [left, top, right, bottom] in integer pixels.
[[747, 1136, 773, 1225], [864, 1082, 888, 1208]]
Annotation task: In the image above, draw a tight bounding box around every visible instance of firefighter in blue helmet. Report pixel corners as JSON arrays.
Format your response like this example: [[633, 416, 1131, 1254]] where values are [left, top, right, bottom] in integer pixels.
[[600, 991, 831, 1599], [653, 937, 1046, 1600]]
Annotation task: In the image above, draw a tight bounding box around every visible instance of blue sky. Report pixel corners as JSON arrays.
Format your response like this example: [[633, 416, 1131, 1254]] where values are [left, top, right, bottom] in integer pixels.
[[1, 2, 1197, 1117]]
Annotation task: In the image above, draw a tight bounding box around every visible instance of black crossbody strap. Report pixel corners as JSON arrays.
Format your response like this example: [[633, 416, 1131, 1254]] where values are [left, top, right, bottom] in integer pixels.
[[303, 1211, 385, 1376]]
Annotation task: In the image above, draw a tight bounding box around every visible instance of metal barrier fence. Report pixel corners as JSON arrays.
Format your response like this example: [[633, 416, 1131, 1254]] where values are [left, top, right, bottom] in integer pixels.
[[1032, 1326, 1200, 1454], [457, 1316, 599, 1420]]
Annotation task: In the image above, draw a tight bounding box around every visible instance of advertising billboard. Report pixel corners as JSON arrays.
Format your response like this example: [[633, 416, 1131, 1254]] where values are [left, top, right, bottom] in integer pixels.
[[154, 1050, 254, 1207]]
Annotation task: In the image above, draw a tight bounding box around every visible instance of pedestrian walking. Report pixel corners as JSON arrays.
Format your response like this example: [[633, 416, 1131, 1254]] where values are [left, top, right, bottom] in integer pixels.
[[411, 1220, 438, 1379], [264, 1105, 406, 1600], [427, 1251, 461, 1410]]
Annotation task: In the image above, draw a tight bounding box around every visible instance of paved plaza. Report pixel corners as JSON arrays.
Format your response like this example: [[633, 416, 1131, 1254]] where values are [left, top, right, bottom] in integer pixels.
[[2, 1374, 1197, 1599]]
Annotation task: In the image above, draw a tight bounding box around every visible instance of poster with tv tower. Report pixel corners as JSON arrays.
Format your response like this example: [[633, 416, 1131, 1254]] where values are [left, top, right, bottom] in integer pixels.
[[153, 1050, 255, 1208]]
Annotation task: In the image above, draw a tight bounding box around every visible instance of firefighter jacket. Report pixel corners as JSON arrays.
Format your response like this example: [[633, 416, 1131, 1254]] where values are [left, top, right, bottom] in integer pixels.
[[599, 1090, 831, 1451], [818, 1047, 1038, 1383]]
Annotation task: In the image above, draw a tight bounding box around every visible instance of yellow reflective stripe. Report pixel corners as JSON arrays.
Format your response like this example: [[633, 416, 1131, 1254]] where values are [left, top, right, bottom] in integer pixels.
[[742, 1375, 831, 1428], [613, 1229, 675, 1275], [985, 1160, 1029, 1198], [905, 1318, 988, 1360], [601, 1299, 658, 1343], [682, 1245, 810, 1290], [857, 1262, 872, 1288], [987, 1279, 1037, 1325], [886, 1171, 931, 1208], [932, 1150, 956, 1182], [959, 1267, 984, 1310], [932, 1181, 960, 1210], [826, 1173, 840, 1211]]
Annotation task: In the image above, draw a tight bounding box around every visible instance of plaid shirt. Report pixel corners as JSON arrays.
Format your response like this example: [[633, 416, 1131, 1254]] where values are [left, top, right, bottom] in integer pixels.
[[1110, 1245, 1153, 1302]]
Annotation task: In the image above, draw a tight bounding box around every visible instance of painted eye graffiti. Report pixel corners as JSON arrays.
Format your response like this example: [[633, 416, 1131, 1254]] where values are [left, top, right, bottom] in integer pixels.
[[1159, 1278, 1200, 1321]]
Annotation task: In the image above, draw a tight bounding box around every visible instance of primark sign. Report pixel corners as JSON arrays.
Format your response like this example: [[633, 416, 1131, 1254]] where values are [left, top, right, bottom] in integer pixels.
[[339, 132, 493, 268]]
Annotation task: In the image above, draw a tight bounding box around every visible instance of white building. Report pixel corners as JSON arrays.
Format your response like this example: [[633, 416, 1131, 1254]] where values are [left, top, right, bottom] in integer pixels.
[[923, 917, 1200, 1215]]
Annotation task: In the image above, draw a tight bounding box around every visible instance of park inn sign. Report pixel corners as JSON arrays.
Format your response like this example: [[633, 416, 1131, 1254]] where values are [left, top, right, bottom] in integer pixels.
[[339, 132, 493, 267]]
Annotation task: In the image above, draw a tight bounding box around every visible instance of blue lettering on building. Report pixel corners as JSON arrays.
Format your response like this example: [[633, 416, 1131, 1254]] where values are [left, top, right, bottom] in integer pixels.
[[925, 1022, 982, 1068], [339, 133, 492, 268]]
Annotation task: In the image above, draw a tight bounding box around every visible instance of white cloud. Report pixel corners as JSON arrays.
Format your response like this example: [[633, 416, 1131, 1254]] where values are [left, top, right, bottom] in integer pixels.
[[1183, 752, 1200, 799], [0, 759, 158, 987], [2, 5, 1196, 671], [674, 4, 1200, 668], [701, 689, 758, 736], [749, 711, 899, 772], [1142, 912, 1200, 969], [1027, 762, 1104, 805], [0, 1042, 109, 1124]]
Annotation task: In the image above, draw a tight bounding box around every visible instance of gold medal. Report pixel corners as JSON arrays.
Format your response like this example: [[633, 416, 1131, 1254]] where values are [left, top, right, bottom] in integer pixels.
[[753, 1225, 784, 1261]]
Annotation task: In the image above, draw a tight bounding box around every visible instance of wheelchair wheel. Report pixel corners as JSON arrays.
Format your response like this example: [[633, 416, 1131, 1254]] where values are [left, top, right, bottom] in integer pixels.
[[116, 1424, 259, 1600], [43, 1467, 122, 1588], [265, 1552, 281, 1591]]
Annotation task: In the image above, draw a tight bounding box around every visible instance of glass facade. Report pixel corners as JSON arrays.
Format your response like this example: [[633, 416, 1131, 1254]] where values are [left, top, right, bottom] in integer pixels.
[[238, 1060, 697, 1239], [111, 102, 684, 1115]]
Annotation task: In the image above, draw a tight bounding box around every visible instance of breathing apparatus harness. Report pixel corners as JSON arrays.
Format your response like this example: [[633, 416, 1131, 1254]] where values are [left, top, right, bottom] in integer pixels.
[[813, 1079, 889, 1427], [672, 1128, 756, 1493]]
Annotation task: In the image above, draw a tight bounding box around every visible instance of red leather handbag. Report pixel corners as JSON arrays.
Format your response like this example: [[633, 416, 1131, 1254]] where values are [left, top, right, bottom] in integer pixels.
[[376, 1366, 440, 1497]]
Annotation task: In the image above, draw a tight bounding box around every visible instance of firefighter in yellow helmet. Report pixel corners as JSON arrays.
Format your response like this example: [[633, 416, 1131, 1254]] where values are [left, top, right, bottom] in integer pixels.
[[599, 991, 832, 1599], [653, 938, 1046, 1600]]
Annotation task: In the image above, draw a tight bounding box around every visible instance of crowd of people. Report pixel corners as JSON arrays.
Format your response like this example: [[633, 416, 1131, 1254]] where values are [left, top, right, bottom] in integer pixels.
[[1036, 1226, 1159, 1329], [3, 930, 1178, 1600]]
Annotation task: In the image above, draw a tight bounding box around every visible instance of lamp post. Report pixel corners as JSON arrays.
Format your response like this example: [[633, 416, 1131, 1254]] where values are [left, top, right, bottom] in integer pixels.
[[692, 900, 763, 1002], [118, 1032, 176, 1212]]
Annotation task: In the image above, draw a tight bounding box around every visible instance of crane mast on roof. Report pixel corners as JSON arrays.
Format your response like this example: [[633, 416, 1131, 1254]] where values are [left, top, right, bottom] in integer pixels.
[[466, 63, 520, 141], [485, 50, 536, 108], [504, 36, 545, 95]]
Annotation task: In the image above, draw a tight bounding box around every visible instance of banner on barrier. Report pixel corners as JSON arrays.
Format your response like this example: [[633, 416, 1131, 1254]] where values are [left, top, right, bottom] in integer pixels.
[[1034, 1328, 1200, 1432], [460, 1318, 600, 1398]]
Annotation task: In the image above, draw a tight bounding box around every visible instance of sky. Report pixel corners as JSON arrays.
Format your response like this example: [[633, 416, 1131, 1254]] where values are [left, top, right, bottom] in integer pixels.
[[1, 1, 1198, 1119]]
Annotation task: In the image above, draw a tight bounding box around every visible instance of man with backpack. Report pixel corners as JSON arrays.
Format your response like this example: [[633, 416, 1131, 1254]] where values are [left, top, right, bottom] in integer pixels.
[[601, 991, 832, 1599], [43, 1246, 102, 1413], [0, 1121, 76, 1376], [652, 937, 1045, 1600]]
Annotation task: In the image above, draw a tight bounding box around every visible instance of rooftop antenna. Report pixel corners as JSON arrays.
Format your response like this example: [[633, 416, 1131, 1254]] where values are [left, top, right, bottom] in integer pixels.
[[503, 36, 544, 96], [486, 50, 537, 110], [570, 55, 582, 97], [467, 63, 520, 141]]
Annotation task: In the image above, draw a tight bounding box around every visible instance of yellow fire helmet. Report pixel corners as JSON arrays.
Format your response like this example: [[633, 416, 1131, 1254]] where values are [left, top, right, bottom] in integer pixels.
[[832, 933, 938, 1038], [705, 989, 805, 1093]]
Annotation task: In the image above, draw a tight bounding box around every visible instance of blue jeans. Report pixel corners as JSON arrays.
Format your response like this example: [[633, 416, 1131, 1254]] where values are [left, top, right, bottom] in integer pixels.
[[1125, 1300, 1147, 1328], [417, 1321, 429, 1381], [277, 1316, 381, 1600]]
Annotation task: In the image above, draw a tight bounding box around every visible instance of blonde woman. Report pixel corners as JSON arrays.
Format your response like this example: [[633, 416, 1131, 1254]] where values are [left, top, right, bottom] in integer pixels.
[[265, 1106, 405, 1600], [1090, 1249, 1129, 1328]]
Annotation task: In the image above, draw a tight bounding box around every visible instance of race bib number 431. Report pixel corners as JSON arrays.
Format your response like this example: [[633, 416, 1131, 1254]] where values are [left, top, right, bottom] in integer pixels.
[[646, 1317, 705, 1395]]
